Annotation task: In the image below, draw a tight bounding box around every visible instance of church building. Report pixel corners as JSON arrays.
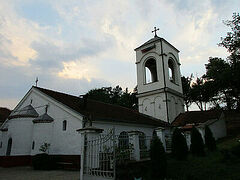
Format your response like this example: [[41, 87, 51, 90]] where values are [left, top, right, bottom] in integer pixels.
[[0, 30, 226, 167]]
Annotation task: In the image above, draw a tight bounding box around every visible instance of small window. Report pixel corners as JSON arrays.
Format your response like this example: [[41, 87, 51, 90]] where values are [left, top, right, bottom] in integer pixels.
[[63, 120, 67, 131], [32, 141, 35, 150], [0, 142, 2, 148], [139, 132, 146, 150], [6, 138, 12, 156], [118, 131, 129, 149]]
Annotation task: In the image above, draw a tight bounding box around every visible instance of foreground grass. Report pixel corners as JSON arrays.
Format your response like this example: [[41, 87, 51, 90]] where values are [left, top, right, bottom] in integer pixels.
[[167, 136, 240, 180], [117, 135, 240, 180]]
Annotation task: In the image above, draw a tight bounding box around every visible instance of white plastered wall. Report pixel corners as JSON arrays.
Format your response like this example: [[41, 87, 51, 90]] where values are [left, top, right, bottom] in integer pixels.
[[0, 88, 83, 156]]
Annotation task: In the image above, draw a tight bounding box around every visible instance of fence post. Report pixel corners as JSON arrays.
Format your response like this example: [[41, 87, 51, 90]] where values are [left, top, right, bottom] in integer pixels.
[[128, 131, 140, 161], [77, 126, 104, 180], [155, 127, 166, 151]]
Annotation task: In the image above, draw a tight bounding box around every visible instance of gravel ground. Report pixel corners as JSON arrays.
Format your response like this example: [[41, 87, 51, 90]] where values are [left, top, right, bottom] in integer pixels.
[[0, 166, 80, 180]]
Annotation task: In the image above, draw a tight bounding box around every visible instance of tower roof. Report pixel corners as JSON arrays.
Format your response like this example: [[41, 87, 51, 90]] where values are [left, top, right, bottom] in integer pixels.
[[33, 113, 54, 123], [134, 36, 179, 52], [9, 104, 39, 119]]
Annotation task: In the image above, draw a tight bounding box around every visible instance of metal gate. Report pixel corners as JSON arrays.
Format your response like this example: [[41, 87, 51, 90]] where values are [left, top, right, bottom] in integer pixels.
[[82, 129, 116, 180]]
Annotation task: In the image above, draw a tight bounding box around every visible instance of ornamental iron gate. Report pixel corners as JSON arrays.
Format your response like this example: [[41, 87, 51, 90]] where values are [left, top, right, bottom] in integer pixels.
[[81, 129, 153, 180], [82, 129, 116, 180]]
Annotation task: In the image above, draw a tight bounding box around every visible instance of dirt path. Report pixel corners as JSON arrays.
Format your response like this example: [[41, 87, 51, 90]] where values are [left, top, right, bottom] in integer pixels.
[[0, 166, 80, 180]]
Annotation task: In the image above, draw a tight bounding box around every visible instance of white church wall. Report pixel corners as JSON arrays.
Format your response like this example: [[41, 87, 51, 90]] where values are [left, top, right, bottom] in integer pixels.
[[32, 89, 83, 155], [208, 115, 227, 140], [161, 40, 183, 93], [93, 121, 154, 137], [1, 88, 83, 156], [138, 93, 167, 122], [9, 118, 33, 156], [167, 92, 184, 123], [136, 50, 165, 95], [0, 132, 8, 155], [0, 118, 34, 156]]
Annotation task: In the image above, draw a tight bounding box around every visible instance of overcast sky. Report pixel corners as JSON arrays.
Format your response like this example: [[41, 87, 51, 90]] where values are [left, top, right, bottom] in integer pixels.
[[0, 0, 239, 109]]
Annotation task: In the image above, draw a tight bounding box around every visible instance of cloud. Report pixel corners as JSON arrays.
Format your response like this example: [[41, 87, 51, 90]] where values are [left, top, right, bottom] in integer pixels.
[[0, 0, 238, 110]]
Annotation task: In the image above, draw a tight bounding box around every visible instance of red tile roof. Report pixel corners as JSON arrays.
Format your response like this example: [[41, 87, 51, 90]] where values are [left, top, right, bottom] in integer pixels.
[[34, 86, 169, 127], [172, 110, 222, 127]]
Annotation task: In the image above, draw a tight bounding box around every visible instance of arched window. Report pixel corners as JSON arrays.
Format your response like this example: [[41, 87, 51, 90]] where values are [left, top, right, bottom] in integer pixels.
[[6, 138, 12, 156], [32, 141, 35, 150], [139, 132, 146, 149], [118, 131, 129, 149], [145, 58, 157, 83], [152, 130, 157, 138], [63, 120, 67, 131], [168, 59, 176, 83]]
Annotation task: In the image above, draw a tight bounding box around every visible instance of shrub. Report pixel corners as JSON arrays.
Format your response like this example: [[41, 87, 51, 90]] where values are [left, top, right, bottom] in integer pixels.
[[150, 136, 167, 179], [190, 127, 205, 156], [32, 153, 57, 170], [231, 143, 240, 158], [205, 126, 217, 151], [172, 128, 188, 160]]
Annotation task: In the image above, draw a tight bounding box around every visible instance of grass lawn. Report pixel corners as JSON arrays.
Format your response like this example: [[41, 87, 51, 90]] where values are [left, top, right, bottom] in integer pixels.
[[166, 135, 240, 180]]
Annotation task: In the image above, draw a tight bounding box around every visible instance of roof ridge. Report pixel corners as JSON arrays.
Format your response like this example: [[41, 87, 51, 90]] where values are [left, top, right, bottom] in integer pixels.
[[33, 86, 82, 98]]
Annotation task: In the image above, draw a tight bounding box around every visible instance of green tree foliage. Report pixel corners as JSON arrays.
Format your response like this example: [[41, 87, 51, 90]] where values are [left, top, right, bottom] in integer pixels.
[[172, 128, 188, 160], [181, 75, 193, 111], [182, 13, 240, 111], [190, 127, 205, 156], [150, 136, 167, 180], [204, 13, 240, 110], [86, 85, 138, 109], [205, 126, 217, 151], [182, 75, 217, 111]]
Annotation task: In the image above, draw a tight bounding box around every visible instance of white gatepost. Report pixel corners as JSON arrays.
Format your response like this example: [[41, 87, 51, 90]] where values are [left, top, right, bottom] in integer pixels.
[[155, 127, 166, 151], [128, 131, 140, 161], [77, 126, 103, 180]]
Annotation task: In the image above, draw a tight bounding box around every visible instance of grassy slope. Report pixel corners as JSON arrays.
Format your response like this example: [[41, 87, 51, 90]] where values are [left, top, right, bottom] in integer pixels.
[[167, 135, 240, 180]]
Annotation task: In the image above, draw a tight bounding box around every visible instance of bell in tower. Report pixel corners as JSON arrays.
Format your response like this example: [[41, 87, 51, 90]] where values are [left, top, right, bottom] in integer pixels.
[[135, 28, 184, 123]]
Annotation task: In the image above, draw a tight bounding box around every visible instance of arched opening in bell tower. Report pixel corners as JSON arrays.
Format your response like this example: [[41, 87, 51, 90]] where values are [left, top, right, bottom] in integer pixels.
[[168, 59, 177, 83], [144, 58, 157, 83]]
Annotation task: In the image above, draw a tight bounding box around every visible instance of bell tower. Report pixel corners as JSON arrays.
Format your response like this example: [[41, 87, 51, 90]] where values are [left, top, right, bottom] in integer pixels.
[[135, 28, 184, 123]]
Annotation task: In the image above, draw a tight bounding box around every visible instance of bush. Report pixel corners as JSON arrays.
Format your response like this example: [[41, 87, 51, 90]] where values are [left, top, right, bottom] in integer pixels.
[[190, 127, 205, 156], [32, 153, 57, 170], [150, 136, 167, 180], [231, 143, 240, 158], [172, 128, 188, 160], [205, 126, 217, 151]]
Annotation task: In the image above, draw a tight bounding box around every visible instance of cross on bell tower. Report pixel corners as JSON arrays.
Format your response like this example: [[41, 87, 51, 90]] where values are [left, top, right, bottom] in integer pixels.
[[152, 27, 159, 37]]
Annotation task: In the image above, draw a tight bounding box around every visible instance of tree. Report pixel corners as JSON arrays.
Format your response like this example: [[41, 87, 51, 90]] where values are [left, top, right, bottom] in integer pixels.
[[190, 127, 205, 156], [181, 75, 193, 111], [150, 136, 167, 179], [204, 57, 234, 110], [171, 128, 188, 160], [218, 13, 240, 110], [86, 85, 138, 109], [205, 126, 217, 151], [191, 77, 216, 111]]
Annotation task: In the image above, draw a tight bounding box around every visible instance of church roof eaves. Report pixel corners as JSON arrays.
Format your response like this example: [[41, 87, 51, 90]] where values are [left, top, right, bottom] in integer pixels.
[[172, 110, 222, 127], [134, 36, 179, 52], [33, 86, 169, 127]]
